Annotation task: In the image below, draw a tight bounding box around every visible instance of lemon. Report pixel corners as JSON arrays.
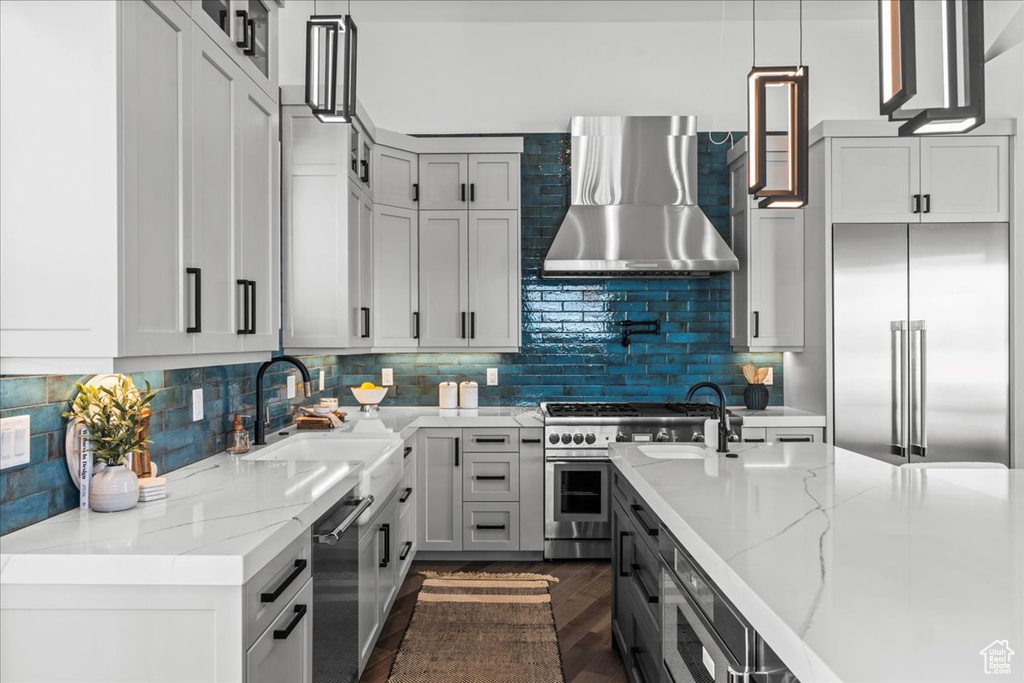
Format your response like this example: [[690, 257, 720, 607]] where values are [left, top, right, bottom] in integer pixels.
[[359, 382, 376, 390]]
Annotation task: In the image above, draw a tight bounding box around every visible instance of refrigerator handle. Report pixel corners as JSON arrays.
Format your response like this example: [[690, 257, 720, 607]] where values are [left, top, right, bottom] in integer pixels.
[[890, 321, 908, 458], [910, 321, 928, 457]]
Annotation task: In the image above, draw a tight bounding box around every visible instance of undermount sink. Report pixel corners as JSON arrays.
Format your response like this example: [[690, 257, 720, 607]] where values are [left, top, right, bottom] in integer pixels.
[[637, 444, 712, 460]]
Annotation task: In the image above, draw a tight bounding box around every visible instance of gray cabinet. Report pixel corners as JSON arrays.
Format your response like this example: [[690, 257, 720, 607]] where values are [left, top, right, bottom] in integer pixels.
[[468, 210, 520, 348], [611, 498, 634, 655], [373, 146, 419, 210], [373, 205, 419, 348], [468, 154, 520, 209], [418, 211, 470, 347], [418, 154, 469, 210], [417, 429, 463, 552], [518, 430, 544, 552], [463, 452, 520, 502], [348, 182, 374, 347], [463, 503, 520, 552]]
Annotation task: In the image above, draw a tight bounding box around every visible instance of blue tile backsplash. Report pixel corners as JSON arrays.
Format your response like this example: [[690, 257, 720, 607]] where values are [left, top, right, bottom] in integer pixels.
[[0, 132, 781, 535]]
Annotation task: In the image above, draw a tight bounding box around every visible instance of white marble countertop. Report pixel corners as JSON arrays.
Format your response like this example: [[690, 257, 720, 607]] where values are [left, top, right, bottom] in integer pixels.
[[340, 405, 544, 440], [610, 442, 1024, 683], [726, 405, 826, 428]]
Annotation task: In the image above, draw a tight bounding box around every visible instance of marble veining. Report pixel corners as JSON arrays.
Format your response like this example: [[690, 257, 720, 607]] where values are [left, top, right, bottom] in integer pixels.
[[610, 442, 1024, 683]]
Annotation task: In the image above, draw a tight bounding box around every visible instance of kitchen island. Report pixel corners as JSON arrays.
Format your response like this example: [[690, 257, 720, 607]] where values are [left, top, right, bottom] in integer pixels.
[[610, 441, 1024, 682]]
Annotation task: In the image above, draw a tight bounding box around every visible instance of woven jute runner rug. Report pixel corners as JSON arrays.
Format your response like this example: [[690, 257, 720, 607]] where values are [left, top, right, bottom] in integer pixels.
[[386, 571, 566, 683]]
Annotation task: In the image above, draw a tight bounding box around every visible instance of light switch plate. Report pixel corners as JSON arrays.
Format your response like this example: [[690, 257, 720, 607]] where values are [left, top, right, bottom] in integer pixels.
[[487, 368, 499, 386], [319, 369, 325, 392], [381, 368, 394, 386], [192, 388, 204, 421], [764, 368, 774, 385], [287, 375, 297, 399], [0, 415, 31, 470]]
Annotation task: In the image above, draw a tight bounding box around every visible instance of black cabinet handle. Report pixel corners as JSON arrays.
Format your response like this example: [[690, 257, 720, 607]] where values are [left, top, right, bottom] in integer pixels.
[[361, 307, 370, 338], [454, 437, 460, 467], [753, 310, 760, 338], [261, 559, 307, 603], [912, 194, 921, 214], [474, 475, 506, 481], [473, 437, 507, 444], [744, 438, 766, 443], [273, 604, 307, 640], [248, 280, 256, 334], [412, 182, 419, 202], [469, 183, 476, 202], [243, 18, 256, 56], [470, 311, 476, 339], [618, 531, 630, 578], [413, 311, 420, 339], [400, 487, 413, 503], [521, 438, 542, 444], [237, 279, 250, 335], [630, 503, 658, 536], [923, 193, 931, 214], [360, 159, 369, 184], [630, 564, 659, 604], [400, 541, 412, 561], [235, 10, 250, 50], [186, 267, 202, 333], [475, 524, 506, 530], [461, 312, 467, 339], [379, 523, 390, 568], [630, 647, 650, 683], [403, 446, 413, 459], [460, 183, 466, 202], [779, 436, 813, 443], [218, 9, 228, 31]]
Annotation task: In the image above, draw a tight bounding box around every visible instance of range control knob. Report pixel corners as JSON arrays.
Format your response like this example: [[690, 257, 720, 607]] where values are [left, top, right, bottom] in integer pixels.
[[585, 433, 597, 445], [615, 432, 629, 443], [656, 430, 672, 442], [561, 433, 573, 445], [573, 433, 584, 445], [548, 433, 560, 445]]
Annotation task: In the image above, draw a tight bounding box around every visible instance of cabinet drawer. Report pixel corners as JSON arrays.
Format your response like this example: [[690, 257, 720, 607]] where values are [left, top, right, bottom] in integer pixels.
[[461, 427, 518, 452], [463, 502, 520, 551], [246, 577, 313, 683], [626, 596, 661, 683], [396, 482, 417, 580], [767, 427, 823, 443], [741, 426, 767, 443], [627, 496, 661, 559], [463, 452, 520, 502], [627, 524, 661, 632], [612, 469, 633, 509], [245, 533, 312, 649], [402, 438, 416, 470]]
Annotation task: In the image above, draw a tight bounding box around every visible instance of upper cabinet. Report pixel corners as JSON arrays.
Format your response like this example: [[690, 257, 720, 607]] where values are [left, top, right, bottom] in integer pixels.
[[192, 0, 279, 100], [0, 0, 281, 374], [419, 154, 519, 210], [373, 147, 419, 210], [831, 136, 1009, 224]]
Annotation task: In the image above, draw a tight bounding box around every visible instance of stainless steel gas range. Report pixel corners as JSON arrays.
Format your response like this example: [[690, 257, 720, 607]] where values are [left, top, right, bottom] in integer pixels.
[[542, 401, 741, 560]]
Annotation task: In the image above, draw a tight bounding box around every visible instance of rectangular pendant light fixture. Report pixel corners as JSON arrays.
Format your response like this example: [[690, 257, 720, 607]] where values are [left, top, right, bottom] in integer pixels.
[[305, 14, 357, 123], [747, 66, 809, 208], [878, 0, 985, 135]]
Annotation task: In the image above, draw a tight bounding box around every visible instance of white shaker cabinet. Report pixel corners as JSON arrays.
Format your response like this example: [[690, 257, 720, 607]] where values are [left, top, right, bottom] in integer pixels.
[[418, 154, 470, 210], [245, 579, 313, 683], [417, 429, 464, 552], [419, 153, 519, 210], [919, 137, 1009, 222], [418, 212, 471, 348], [468, 210, 521, 348], [348, 183, 374, 348], [830, 138, 920, 224], [373, 205, 420, 348], [191, 0, 279, 102], [373, 146, 419, 210]]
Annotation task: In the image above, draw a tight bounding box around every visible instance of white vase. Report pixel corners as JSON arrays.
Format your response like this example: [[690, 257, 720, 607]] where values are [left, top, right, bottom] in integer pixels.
[[89, 462, 140, 512]]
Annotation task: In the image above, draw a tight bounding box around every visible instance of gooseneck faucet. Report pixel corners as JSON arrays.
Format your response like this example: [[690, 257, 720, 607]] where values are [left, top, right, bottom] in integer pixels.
[[684, 381, 734, 457], [254, 355, 312, 445]]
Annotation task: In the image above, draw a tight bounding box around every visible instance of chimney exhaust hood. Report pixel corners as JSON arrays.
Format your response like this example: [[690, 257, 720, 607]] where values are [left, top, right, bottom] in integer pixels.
[[542, 116, 739, 278]]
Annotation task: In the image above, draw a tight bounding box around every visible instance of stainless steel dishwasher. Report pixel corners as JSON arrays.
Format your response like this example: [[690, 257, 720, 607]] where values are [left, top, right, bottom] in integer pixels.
[[312, 489, 374, 683]]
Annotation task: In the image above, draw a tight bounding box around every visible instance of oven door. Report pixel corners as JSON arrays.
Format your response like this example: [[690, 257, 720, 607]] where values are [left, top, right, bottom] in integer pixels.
[[544, 456, 611, 540]]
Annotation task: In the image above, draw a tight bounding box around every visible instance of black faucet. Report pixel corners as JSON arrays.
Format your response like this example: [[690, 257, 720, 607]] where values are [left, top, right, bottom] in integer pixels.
[[254, 355, 313, 445], [684, 381, 734, 457]]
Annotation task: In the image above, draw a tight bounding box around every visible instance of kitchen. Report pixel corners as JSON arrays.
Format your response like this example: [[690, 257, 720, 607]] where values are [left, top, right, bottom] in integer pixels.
[[0, 0, 1021, 682]]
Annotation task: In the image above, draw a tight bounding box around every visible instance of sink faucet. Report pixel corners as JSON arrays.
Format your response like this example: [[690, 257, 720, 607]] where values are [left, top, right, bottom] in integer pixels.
[[254, 355, 312, 445], [684, 381, 734, 457]]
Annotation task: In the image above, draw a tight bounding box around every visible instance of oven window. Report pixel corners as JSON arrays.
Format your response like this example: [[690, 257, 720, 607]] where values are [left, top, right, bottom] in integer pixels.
[[676, 606, 715, 683], [560, 469, 603, 515]]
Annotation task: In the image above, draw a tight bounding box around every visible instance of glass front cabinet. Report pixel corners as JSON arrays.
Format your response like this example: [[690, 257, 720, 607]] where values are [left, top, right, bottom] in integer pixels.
[[190, 0, 278, 98]]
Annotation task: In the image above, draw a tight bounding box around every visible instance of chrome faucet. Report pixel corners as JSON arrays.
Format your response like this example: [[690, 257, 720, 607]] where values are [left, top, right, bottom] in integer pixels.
[[684, 381, 734, 457], [254, 355, 312, 445]]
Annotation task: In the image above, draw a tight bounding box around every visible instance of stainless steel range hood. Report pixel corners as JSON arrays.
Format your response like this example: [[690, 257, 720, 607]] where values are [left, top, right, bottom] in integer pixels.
[[542, 116, 739, 278]]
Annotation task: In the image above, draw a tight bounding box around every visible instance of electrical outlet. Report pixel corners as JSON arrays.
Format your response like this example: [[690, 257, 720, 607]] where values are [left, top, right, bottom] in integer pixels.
[[487, 368, 499, 386], [319, 369, 325, 392], [192, 388, 204, 421], [0, 415, 31, 470], [287, 375, 297, 399], [381, 368, 394, 386], [764, 368, 774, 385]]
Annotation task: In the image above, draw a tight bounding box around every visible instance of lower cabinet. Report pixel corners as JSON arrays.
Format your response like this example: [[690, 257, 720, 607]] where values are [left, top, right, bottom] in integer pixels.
[[358, 490, 401, 672], [246, 579, 313, 683], [463, 502, 520, 551], [741, 426, 825, 443]]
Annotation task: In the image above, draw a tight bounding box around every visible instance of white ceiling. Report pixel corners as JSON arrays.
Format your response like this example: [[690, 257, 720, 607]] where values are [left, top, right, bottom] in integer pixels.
[[336, 0, 877, 23]]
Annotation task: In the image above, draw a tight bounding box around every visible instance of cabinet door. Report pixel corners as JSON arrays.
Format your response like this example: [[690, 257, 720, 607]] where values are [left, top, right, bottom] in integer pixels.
[[373, 146, 418, 210], [239, 79, 280, 351], [747, 210, 804, 349], [518, 430, 544, 552], [920, 137, 1009, 222], [418, 154, 468, 210], [468, 210, 519, 348], [347, 183, 373, 347], [192, 0, 238, 62], [245, 578, 312, 683], [418, 211, 469, 347], [831, 138, 920, 223], [237, 0, 278, 99], [191, 28, 243, 354], [357, 520, 382, 667], [416, 429, 463, 551], [373, 206, 419, 348], [610, 499, 634, 656], [468, 153, 519, 209], [377, 498, 400, 618], [121, 0, 195, 357]]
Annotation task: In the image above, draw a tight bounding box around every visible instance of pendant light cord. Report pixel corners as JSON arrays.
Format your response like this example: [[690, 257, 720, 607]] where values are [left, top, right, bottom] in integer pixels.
[[799, 0, 803, 66], [751, 0, 756, 67], [708, 0, 732, 147]]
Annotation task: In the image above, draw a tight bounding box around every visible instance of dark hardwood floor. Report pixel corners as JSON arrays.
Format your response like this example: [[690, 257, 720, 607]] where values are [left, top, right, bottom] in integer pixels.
[[359, 559, 629, 683]]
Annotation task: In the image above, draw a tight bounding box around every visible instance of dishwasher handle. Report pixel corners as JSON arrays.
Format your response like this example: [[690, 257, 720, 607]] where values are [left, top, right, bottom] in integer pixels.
[[314, 495, 374, 545]]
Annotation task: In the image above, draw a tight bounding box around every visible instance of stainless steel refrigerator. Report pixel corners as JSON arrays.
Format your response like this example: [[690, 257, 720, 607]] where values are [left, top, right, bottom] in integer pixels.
[[833, 223, 1010, 466]]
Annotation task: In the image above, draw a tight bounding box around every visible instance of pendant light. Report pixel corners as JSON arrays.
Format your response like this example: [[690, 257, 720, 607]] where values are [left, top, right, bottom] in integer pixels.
[[878, 0, 985, 135], [305, 0, 357, 123], [746, 0, 809, 209]]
